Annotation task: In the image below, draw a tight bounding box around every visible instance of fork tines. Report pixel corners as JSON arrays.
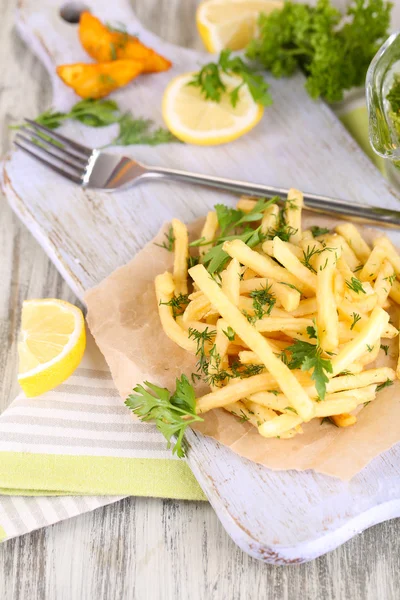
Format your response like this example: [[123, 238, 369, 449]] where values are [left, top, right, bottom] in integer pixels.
[[14, 119, 93, 185]]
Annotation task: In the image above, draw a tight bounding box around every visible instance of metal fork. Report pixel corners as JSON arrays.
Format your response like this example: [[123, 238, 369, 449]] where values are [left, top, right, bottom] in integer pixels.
[[14, 119, 400, 228]]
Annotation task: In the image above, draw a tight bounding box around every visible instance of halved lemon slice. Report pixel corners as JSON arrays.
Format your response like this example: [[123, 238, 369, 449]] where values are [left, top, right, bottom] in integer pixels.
[[162, 71, 263, 145], [18, 299, 86, 397], [196, 0, 283, 54]]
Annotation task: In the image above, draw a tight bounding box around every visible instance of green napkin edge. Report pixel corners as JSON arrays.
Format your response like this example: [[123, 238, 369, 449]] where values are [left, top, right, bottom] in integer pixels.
[[0, 453, 206, 501]]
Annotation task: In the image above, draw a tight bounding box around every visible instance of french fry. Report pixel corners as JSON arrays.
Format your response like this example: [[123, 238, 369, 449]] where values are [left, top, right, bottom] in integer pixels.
[[316, 247, 340, 352], [358, 245, 387, 282], [374, 259, 395, 307], [262, 239, 303, 260], [284, 188, 303, 243], [258, 413, 303, 438], [172, 219, 189, 294], [79, 12, 171, 72], [288, 298, 317, 317], [236, 197, 257, 212], [323, 233, 361, 271], [390, 279, 400, 304], [190, 264, 315, 420], [357, 342, 380, 366], [196, 373, 278, 413], [221, 257, 241, 306], [155, 272, 196, 353], [224, 240, 309, 296], [199, 211, 218, 257], [331, 306, 390, 376], [261, 204, 280, 235], [243, 400, 277, 424], [238, 297, 291, 319], [242, 268, 258, 281], [271, 237, 317, 293], [335, 223, 371, 263], [225, 401, 266, 428], [374, 235, 400, 277], [256, 317, 313, 333], [56, 60, 143, 99], [326, 367, 395, 393], [302, 229, 313, 241], [330, 414, 357, 427], [249, 391, 292, 412], [182, 295, 211, 323], [240, 278, 300, 312], [207, 319, 230, 384], [299, 239, 324, 272]]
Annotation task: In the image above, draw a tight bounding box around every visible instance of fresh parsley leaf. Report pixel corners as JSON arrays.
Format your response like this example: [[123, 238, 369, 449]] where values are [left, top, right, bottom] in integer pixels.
[[223, 326, 236, 341], [284, 327, 333, 399], [112, 113, 178, 146], [246, 0, 392, 102], [376, 378, 393, 392], [346, 277, 366, 294], [125, 375, 203, 457], [188, 49, 272, 108], [307, 325, 317, 339], [154, 225, 175, 252], [310, 226, 330, 237]]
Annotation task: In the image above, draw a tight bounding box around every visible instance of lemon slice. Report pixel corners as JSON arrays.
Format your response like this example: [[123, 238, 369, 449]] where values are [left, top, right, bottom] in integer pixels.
[[18, 299, 86, 397], [196, 0, 283, 53], [162, 71, 263, 145]]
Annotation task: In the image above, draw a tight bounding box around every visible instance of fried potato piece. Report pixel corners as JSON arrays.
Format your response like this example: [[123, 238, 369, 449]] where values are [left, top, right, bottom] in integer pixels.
[[56, 60, 143, 99], [79, 12, 171, 73]]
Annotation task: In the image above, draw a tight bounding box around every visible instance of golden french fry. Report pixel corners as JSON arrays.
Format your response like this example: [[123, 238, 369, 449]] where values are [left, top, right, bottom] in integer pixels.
[[335, 223, 371, 263], [331, 306, 390, 376], [284, 188, 303, 243], [190, 264, 315, 420], [243, 400, 277, 424], [358, 245, 387, 283], [330, 414, 357, 427], [225, 401, 260, 427], [221, 257, 241, 306], [262, 239, 303, 260], [258, 413, 303, 438], [324, 233, 361, 271], [374, 235, 400, 277], [316, 247, 340, 352], [155, 272, 196, 353], [224, 240, 309, 295], [374, 259, 395, 307], [196, 373, 277, 413], [199, 211, 218, 257], [249, 391, 292, 412], [236, 197, 257, 213], [302, 229, 313, 241], [299, 239, 324, 272], [256, 317, 313, 333], [389, 279, 400, 304], [172, 219, 189, 295], [182, 295, 211, 323], [288, 297, 317, 317], [325, 367, 395, 393], [272, 237, 317, 292], [261, 204, 280, 235]]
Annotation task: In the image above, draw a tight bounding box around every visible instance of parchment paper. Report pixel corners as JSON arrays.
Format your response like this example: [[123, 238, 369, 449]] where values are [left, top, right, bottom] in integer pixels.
[[85, 214, 400, 480]]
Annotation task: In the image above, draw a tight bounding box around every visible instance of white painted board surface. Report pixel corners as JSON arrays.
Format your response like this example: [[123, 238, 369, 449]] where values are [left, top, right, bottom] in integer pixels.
[[3, 0, 400, 564]]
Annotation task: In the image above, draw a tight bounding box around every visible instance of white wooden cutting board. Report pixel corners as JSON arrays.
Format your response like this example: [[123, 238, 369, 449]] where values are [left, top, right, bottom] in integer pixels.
[[3, 0, 400, 564]]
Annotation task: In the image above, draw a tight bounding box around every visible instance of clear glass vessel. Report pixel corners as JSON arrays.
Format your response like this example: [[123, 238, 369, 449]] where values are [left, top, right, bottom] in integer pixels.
[[366, 31, 400, 187]]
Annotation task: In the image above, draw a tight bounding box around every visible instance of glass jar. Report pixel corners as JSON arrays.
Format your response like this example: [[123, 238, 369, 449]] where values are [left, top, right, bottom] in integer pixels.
[[366, 31, 400, 188]]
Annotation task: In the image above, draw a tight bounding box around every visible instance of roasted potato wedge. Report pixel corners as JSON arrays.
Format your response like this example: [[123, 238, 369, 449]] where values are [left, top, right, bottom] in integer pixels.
[[56, 60, 143, 99], [79, 12, 171, 73]]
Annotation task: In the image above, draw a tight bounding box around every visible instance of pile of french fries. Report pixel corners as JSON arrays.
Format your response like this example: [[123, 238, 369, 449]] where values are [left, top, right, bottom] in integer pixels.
[[155, 189, 399, 439]]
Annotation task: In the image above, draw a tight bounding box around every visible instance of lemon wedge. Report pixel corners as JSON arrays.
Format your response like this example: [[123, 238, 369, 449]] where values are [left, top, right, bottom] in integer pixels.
[[18, 299, 86, 397], [196, 0, 283, 54], [162, 71, 263, 145]]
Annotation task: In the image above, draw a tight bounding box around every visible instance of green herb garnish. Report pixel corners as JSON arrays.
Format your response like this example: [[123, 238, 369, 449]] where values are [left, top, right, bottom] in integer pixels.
[[250, 284, 276, 320], [350, 312, 362, 330], [310, 226, 330, 238], [154, 225, 175, 252], [246, 0, 392, 103], [346, 277, 366, 294], [125, 375, 202, 457], [188, 49, 272, 108], [376, 378, 394, 392], [223, 326, 236, 341], [380, 344, 389, 356], [160, 294, 189, 318]]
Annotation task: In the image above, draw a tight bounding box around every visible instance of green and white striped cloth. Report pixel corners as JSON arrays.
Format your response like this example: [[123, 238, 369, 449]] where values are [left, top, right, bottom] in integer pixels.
[[0, 99, 386, 543]]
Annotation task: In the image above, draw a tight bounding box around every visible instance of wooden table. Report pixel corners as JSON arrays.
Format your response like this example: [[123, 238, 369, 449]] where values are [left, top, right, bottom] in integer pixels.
[[1, 0, 400, 597]]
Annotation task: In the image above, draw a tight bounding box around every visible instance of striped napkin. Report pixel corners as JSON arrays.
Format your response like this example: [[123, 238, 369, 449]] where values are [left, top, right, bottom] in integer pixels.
[[0, 101, 384, 543], [0, 332, 205, 542]]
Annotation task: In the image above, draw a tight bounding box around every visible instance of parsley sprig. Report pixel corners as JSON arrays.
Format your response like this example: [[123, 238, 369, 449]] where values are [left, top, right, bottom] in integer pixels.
[[13, 98, 177, 146], [246, 0, 392, 102], [282, 324, 333, 399], [125, 376, 203, 457], [188, 49, 272, 108]]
